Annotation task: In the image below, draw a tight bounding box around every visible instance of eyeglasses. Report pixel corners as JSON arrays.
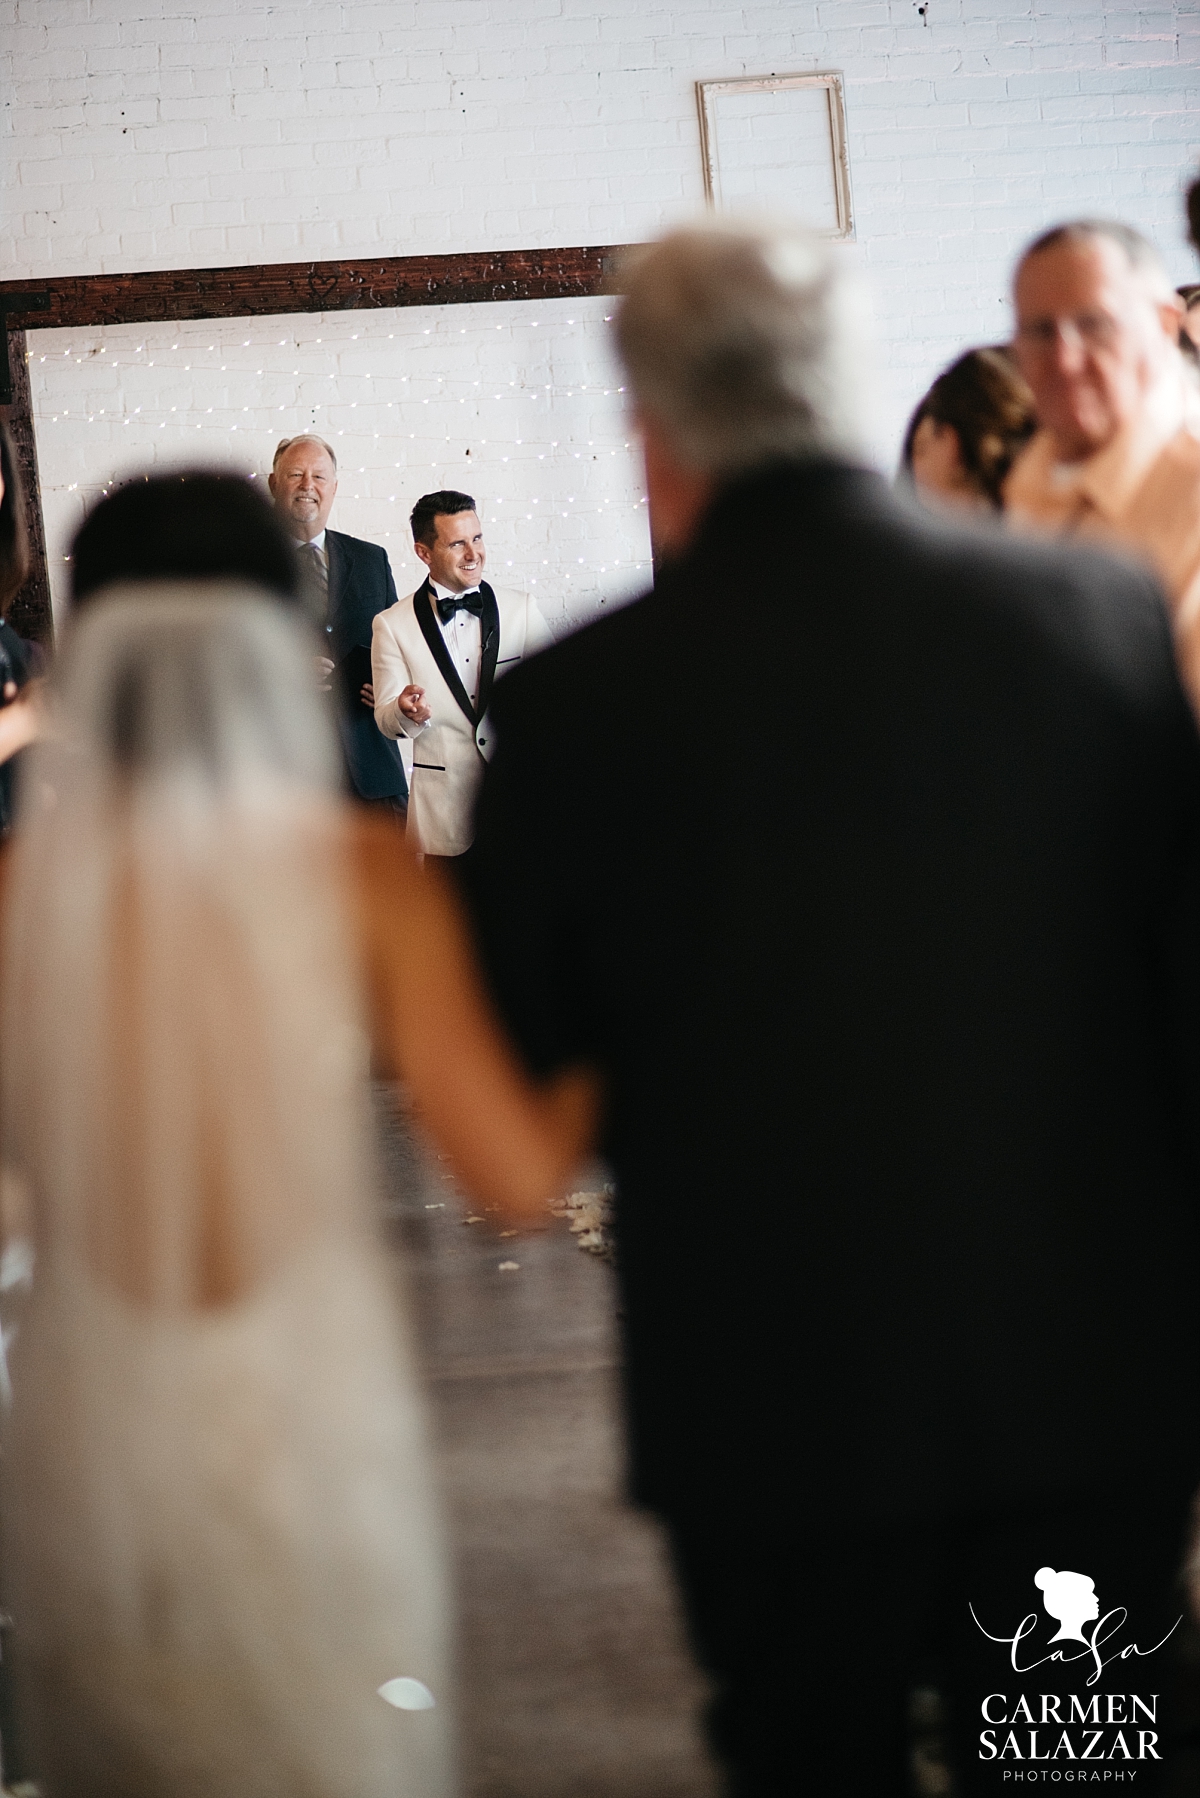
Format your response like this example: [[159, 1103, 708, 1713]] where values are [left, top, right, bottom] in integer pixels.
[[1015, 312, 1123, 356]]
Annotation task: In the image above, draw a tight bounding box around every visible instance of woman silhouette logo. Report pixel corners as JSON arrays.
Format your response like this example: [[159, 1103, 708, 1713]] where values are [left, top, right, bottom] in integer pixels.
[[1034, 1567, 1100, 1644]]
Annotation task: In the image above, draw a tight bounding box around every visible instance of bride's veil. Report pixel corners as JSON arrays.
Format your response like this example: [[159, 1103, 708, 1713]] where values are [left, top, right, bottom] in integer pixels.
[[1, 583, 453, 1797]]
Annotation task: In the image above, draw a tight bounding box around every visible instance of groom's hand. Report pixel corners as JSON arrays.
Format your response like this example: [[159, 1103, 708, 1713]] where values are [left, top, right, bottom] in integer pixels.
[[398, 684, 431, 724]]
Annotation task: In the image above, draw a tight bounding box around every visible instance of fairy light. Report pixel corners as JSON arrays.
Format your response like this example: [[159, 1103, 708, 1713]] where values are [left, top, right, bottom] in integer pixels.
[[32, 306, 652, 608]]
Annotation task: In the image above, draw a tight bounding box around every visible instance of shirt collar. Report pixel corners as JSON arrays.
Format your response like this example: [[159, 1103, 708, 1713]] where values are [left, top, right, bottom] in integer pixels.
[[1048, 363, 1190, 523], [430, 578, 480, 603], [294, 529, 327, 552]]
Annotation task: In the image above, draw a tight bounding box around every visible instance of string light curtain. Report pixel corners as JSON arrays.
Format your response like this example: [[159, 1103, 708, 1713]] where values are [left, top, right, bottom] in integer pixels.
[[28, 294, 652, 630]]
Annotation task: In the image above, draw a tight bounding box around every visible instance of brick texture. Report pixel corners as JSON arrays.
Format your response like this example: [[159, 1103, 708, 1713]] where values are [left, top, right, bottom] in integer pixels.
[[28, 299, 651, 628], [6, 0, 1200, 622]]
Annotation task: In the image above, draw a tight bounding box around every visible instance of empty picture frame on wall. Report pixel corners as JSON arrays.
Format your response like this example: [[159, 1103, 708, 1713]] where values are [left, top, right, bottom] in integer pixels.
[[696, 73, 854, 240]]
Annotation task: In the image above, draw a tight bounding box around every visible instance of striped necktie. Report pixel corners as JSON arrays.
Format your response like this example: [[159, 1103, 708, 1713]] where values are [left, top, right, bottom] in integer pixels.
[[299, 540, 329, 628]]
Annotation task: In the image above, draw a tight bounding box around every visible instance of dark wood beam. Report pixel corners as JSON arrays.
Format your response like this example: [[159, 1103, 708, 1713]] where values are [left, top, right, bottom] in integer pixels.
[[0, 294, 50, 402], [0, 330, 53, 647], [0, 243, 635, 332], [0, 241, 635, 649]]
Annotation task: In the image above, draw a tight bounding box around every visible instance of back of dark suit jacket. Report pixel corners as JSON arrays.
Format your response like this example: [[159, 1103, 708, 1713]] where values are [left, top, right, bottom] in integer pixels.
[[461, 460, 1200, 1535]]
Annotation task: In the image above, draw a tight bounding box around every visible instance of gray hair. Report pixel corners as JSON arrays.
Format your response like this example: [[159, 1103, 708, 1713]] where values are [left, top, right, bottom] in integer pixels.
[[1017, 219, 1175, 302], [272, 434, 338, 472], [614, 220, 871, 477]]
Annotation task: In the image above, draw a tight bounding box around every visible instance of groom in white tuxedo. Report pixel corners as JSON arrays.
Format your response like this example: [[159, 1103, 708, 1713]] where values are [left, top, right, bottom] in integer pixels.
[[372, 490, 552, 856]]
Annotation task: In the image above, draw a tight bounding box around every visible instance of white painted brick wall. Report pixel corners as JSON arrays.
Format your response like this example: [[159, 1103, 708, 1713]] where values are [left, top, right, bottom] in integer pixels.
[[28, 298, 651, 628], [6, 0, 1200, 620]]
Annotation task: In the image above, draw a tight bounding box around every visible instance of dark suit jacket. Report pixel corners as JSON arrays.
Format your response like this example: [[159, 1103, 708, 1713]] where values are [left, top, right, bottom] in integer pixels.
[[325, 529, 408, 802], [0, 619, 42, 835], [461, 459, 1200, 1534]]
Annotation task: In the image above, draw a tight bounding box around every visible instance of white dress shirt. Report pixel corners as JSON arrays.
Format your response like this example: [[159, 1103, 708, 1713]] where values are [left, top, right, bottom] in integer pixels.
[[430, 580, 483, 708], [393, 581, 484, 738]]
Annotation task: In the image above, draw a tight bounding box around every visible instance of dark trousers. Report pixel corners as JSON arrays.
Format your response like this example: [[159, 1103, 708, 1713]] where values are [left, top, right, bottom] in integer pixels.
[[665, 1493, 1200, 1797]]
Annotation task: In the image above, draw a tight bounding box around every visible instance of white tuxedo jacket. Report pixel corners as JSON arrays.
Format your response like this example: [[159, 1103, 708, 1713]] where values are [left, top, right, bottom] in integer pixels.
[[372, 579, 553, 855]]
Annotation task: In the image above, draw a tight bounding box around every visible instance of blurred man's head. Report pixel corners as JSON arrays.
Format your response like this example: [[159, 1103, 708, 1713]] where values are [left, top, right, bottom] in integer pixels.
[[614, 220, 872, 553], [410, 490, 485, 593], [71, 471, 301, 608], [268, 436, 339, 541], [1012, 222, 1183, 462]]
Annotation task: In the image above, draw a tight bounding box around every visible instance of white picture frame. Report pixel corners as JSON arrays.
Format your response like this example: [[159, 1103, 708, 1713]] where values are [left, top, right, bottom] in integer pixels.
[[696, 72, 854, 241]]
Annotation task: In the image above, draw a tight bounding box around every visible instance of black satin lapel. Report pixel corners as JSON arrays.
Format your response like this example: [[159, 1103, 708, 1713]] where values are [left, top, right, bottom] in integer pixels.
[[414, 579, 477, 726], [476, 582, 500, 719]]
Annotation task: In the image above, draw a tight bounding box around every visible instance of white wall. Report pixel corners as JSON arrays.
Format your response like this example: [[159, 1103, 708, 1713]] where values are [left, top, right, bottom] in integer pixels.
[[29, 298, 648, 625], [6, 0, 1200, 619]]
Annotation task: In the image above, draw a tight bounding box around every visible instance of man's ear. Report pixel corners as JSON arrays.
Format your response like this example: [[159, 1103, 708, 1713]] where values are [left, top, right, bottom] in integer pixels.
[[638, 411, 715, 560], [413, 540, 432, 569], [1158, 296, 1186, 343], [267, 471, 278, 499]]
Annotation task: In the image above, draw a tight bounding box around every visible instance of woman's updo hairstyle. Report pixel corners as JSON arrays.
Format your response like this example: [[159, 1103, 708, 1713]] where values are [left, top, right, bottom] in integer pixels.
[[70, 471, 302, 609], [901, 347, 1037, 510]]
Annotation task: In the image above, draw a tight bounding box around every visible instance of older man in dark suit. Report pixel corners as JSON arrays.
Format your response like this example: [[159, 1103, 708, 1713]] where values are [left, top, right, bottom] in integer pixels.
[[460, 223, 1200, 1795], [269, 433, 408, 812]]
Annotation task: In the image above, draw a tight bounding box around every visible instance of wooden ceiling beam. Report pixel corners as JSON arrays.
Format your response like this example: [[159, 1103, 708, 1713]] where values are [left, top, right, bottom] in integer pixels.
[[0, 240, 637, 647], [0, 243, 635, 332]]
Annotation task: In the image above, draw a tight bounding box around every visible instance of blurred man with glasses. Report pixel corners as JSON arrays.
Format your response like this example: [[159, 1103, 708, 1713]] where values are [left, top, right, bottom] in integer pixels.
[[1004, 219, 1200, 710]]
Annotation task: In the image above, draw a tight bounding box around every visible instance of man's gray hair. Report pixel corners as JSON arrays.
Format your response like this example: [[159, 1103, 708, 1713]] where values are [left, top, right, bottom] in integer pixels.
[[273, 433, 338, 472], [1018, 219, 1175, 301], [614, 220, 871, 477]]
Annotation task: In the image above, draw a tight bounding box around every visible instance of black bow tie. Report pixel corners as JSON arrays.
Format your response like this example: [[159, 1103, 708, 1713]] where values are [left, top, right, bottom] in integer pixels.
[[435, 587, 483, 623]]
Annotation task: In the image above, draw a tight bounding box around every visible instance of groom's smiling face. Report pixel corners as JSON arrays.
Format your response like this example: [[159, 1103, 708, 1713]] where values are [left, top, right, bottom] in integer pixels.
[[415, 510, 486, 594]]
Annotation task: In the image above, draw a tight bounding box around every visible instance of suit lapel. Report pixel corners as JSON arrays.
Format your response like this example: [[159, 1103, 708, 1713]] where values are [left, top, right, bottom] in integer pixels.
[[476, 582, 500, 721], [414, 579, 478, 726], [325, 530, 352, 624]]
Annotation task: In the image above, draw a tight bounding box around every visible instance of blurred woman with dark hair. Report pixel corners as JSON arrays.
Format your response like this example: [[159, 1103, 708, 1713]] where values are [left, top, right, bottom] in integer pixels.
[[0, 466, 596, 1796], [0, 464, 302, 825], [901, 345, 1037, 513], [68, 467, 302, 607]]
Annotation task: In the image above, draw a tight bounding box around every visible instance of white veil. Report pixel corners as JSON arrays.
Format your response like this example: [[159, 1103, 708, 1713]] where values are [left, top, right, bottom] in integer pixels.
[[1, 584, 454, 1797]]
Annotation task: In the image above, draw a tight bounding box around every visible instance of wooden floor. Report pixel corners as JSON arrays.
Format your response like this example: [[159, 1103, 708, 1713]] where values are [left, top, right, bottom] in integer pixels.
[[375, 1093, 720, 1798]]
